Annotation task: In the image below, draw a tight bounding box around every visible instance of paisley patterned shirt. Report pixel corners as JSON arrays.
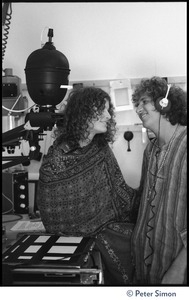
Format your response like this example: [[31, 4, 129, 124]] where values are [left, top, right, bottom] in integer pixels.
[[37, 137, 137, 236]]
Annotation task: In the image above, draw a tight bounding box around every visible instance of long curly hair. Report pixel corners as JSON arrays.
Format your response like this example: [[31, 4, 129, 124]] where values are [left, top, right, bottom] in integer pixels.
[[132, 76, 187, 126], [54, 86, 117, 146]]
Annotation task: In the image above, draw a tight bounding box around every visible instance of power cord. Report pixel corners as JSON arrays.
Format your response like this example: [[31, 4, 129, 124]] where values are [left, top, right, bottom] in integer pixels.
[[2, 3, 12, 62], [144, 114, 162, 267]]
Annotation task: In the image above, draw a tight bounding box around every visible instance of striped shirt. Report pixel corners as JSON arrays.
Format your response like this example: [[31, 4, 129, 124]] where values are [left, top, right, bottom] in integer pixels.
[[131, 125, 187, 284]]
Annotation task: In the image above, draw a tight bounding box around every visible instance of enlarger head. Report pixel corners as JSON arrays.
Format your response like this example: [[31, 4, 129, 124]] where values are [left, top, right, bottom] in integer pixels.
[[25, 28, 70, 109]]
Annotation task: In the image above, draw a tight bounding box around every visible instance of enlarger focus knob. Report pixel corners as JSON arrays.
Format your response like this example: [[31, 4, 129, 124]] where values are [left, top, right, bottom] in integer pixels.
[[19, 185, 25, 190]]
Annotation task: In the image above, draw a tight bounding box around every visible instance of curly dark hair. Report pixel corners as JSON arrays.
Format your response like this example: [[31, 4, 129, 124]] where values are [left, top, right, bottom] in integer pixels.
[[132, 76, 187, 126], [54, 86, 117, 146]]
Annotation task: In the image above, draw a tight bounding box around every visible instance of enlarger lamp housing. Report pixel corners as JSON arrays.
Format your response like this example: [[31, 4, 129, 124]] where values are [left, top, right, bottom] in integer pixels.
[[25, 41, 70, 107]]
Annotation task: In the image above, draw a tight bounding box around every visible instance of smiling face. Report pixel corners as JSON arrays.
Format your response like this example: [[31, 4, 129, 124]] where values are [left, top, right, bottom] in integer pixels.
[[135, 94, 160, 132]]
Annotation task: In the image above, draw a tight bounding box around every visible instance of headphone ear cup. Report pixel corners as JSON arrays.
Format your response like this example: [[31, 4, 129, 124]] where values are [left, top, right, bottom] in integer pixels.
[[155, 97, 171, 115]]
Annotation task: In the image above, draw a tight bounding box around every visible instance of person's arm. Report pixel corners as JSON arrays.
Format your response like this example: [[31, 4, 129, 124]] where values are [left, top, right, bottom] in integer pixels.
[[161, 245, 187, 284]]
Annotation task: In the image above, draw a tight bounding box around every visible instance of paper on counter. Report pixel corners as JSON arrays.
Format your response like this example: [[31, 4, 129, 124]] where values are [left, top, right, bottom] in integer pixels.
[[10, 221, 45, 232], [48, 245, 77, 254]]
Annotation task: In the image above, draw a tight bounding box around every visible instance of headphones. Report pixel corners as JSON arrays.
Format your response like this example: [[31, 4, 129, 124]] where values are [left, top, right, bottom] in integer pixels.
[[155, 84, 171, 115]]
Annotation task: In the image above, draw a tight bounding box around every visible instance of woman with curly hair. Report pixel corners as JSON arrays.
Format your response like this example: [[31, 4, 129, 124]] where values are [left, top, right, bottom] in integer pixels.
[[131, 76, 187, 285], [37, 86, 138, 285]]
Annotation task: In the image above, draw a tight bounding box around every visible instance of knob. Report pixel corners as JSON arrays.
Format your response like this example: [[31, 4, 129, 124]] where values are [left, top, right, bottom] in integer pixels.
[[19, 185, 25, 190]]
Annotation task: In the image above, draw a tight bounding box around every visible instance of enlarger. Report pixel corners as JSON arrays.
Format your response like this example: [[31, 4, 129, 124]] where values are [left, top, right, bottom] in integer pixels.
[[2, 8, 104, 284]]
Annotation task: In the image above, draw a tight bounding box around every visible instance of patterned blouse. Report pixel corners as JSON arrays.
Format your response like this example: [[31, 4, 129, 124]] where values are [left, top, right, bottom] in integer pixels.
[[37, 136, 137, 236], [131, 125, 187, 284]]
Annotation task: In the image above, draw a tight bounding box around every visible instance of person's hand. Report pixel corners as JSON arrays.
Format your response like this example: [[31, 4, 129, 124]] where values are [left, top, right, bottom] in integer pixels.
[[162, 247, 186, 285], [161, 265, 185, 284]]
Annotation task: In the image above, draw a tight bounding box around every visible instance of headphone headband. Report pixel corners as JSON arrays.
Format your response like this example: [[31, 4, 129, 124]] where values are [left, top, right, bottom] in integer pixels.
[[164, 84, 171, 99]]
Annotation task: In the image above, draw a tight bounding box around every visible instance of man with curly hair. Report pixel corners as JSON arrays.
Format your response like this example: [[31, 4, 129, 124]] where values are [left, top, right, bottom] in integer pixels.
[[37, 86, 138, 285], [131, 76, 187, 285]]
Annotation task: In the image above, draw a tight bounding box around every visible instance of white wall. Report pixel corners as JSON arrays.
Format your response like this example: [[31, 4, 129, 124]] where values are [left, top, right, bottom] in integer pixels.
[[3, 2, 186, 82], [112, 125, 147, 188]]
